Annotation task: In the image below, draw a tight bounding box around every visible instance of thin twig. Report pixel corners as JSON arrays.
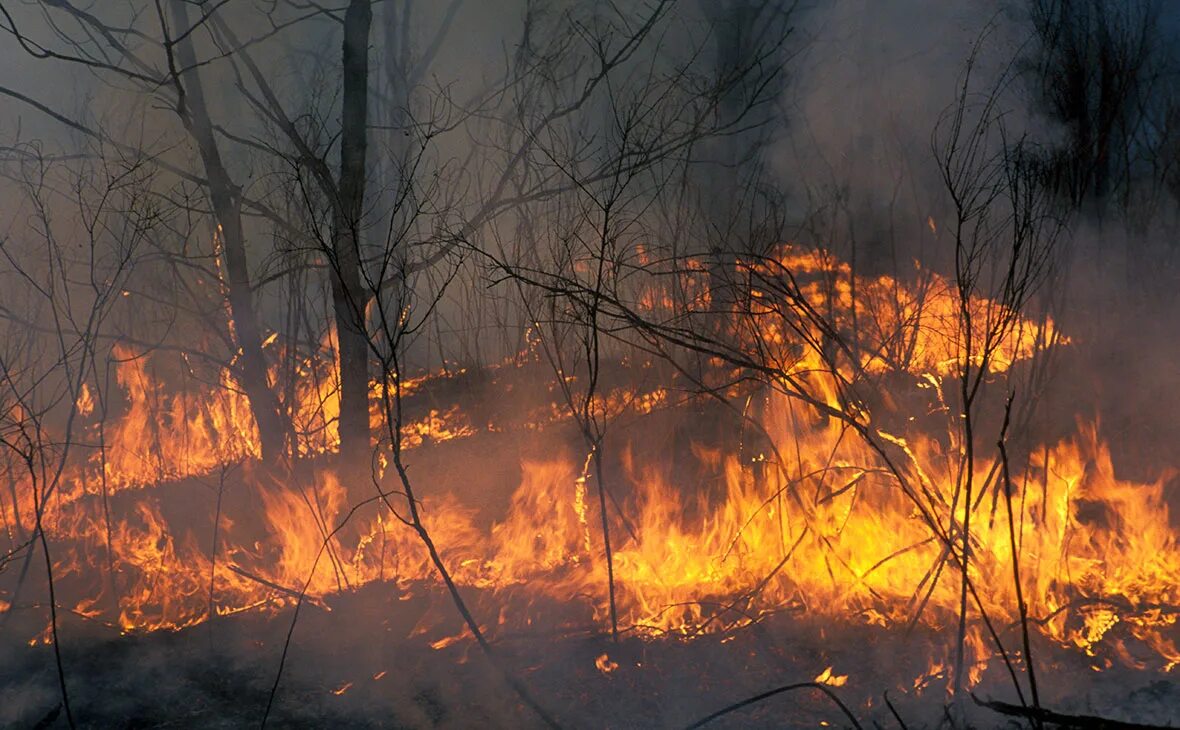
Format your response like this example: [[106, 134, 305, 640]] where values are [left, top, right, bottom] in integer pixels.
[[683, 681, 864, 730]]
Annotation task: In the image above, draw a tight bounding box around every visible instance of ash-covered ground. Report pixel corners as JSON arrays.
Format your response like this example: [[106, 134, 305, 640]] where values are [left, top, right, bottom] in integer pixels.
[[3, 579, 1179, 728]]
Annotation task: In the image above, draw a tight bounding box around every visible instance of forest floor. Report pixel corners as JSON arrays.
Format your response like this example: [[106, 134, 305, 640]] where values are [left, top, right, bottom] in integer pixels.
[[3, 575, 1180, 728]]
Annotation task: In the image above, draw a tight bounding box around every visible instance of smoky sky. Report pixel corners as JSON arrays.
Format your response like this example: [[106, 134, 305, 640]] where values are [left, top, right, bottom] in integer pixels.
[[4, 1, 1175, 231]]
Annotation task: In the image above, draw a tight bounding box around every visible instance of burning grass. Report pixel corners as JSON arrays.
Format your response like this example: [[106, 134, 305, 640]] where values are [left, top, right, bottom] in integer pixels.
[[2, 245, 1178, 726]]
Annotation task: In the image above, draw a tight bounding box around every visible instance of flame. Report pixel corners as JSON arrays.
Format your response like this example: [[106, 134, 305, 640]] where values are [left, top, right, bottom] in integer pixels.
[[595, 653, 619, 674], [75, 383, 94, 418], [814, 666, 848, 687], [5, 243, 1177, 698]]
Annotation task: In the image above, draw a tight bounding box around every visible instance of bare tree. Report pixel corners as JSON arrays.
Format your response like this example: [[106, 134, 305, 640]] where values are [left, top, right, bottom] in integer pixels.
[[0, 139, 154, 726], [1022, 0, 1171, 219], [0, 1, 298, 463], [167, 1, 290, 461], [933, 43, 1062, 704]]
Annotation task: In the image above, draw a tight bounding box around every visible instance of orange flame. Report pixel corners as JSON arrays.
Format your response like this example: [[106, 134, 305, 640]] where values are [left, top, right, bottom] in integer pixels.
[[4, 244, 1175, 696]]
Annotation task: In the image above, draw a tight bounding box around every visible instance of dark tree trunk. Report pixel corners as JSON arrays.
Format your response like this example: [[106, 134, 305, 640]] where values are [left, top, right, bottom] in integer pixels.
[[171, 1, 288, 462], [332, 0, 374, 470], [704, 1, 753, 323]]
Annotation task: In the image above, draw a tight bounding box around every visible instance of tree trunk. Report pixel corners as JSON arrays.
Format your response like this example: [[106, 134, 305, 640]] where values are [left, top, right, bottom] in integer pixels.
[[703, 0, 761, 331], [332, 0, 374, 470], [171, 1, 288, 463]]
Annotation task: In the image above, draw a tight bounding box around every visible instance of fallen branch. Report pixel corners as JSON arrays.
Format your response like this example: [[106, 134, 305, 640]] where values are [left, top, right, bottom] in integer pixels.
[[972, 694, 1175, 729], [226, 565, 304, 602]]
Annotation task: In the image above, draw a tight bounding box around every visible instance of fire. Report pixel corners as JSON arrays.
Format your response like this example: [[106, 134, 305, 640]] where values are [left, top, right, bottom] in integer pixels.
[[742, 245, 1063, 377], [814, 666, 848, 687], [74, 383, 94, 417], [2, 244, 1176, 699], [595, 653, 619, 674]]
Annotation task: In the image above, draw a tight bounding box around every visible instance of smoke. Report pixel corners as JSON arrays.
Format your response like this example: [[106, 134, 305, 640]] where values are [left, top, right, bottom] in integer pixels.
[[4, 2, 1180, 727], [770, 1, 1026, 269], [766, 0, 1180, 479]]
